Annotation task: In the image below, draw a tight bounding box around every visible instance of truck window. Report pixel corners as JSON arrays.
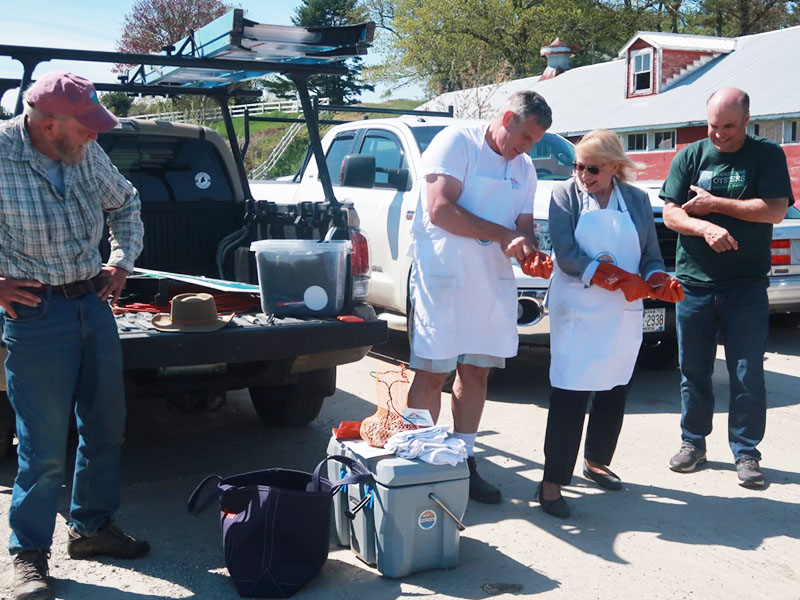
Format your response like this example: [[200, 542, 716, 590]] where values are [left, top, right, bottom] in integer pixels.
[[98, 134, 235, 203], [325, 132, 357, 185], [359, 130, 408, 188], [530, 133, 575, 181], [410, 126, 446, 153]]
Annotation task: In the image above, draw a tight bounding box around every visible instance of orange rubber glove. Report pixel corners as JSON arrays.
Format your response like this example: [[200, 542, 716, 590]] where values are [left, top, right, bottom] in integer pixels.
[[591, 261, 652, 302], [647, 272, 685, 303], [521, 251, 554, 279]]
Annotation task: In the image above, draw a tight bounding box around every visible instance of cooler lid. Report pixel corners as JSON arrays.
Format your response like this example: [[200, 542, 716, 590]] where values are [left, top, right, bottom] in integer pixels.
[[374, 456, 469, 487]]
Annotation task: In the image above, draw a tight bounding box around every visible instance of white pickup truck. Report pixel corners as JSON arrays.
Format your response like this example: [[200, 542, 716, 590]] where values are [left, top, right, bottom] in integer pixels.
[[251, 116, 800, 367]]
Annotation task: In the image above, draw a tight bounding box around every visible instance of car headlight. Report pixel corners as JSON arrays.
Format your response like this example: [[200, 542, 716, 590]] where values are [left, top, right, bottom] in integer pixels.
[[534, 219, 551, 252]]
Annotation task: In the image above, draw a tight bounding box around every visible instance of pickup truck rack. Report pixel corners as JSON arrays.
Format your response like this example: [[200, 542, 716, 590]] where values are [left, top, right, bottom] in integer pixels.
[[1, 9, 374, 222], [0, 10, 389, 454]]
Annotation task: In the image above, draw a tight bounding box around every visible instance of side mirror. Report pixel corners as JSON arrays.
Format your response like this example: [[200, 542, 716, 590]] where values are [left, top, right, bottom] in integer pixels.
[[387, 168, 410, 191], [341, 154, 375, 188]]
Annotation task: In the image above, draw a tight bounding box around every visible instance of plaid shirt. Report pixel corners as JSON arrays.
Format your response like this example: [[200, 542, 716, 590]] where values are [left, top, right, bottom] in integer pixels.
[[0, 115, 143, 285]]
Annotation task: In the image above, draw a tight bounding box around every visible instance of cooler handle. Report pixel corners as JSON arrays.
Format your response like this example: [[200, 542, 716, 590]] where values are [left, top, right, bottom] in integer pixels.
[[428, 492, 466, 531]]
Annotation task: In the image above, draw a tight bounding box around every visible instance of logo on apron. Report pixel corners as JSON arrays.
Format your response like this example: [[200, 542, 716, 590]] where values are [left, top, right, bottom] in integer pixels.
[[593, 251, 617, 265], [476, 239, 492, 246]]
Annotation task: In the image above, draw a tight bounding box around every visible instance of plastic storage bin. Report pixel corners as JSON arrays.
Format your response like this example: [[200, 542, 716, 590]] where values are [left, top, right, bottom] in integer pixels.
[[249, 239, 349, 317], [327, 436, 469, 578]]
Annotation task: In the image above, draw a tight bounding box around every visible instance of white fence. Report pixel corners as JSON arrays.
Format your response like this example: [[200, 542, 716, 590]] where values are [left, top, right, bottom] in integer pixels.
[[131, 97, 330, 123]]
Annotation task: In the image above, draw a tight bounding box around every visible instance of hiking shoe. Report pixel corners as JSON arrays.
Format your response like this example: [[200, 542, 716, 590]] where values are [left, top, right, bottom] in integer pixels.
[[13, 549, 53, 600], [668, 444, 707, 473], [736, 457, 765, 488], [67, 522, 150, 560], [467, 456, 502, 504]]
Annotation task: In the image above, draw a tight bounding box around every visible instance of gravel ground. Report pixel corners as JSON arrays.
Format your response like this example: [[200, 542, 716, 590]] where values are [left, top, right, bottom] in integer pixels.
[[1, 321, 799, 599]]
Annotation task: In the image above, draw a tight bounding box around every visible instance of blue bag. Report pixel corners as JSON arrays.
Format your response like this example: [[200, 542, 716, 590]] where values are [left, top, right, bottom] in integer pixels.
[[187, 455, 371, 598]]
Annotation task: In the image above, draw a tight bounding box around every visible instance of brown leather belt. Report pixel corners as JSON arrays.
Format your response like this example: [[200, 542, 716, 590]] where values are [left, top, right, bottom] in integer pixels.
[[40, 274, 107, 299]]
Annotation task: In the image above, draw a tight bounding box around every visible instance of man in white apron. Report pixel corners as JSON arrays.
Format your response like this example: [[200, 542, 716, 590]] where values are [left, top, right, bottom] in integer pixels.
[[406, 91, 554, 503]]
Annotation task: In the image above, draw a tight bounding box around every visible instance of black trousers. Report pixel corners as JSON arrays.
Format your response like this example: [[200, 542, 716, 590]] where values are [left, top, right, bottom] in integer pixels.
[[543, 383, 631, 486]]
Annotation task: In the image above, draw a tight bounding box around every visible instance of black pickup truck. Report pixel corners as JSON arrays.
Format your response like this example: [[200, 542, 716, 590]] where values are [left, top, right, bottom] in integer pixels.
[[0, 12, 387, 456]]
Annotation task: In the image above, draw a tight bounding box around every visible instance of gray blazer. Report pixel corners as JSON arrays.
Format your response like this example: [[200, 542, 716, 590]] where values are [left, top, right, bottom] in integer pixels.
[[549, 178, 665, 281]]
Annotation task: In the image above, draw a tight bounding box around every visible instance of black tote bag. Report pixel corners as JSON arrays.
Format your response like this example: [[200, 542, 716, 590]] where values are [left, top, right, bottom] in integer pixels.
[[188, 455, 372, 598]]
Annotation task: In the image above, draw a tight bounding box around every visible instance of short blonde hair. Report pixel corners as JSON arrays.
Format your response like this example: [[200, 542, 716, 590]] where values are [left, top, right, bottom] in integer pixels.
[[575, 129, 643, 183]]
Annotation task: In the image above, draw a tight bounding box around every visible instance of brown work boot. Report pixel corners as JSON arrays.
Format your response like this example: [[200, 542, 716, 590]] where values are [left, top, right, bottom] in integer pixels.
[[467, 456, 502, 504], [12, 549, 53, 600], [67, 522, 150, 560]]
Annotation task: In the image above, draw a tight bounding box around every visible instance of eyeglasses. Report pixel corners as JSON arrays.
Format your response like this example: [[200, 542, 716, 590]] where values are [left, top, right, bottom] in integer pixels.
[[573, 162, 602, 175]]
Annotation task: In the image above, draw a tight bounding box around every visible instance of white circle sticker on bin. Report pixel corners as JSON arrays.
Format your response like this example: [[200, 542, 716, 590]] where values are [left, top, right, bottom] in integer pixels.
[[194, 172, 211, 189], [304, 285, 328, 311], [418, 509, 437, 530]]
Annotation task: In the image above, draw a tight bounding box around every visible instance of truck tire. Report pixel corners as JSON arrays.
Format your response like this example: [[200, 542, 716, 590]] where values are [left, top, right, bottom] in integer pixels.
[[248, 368, 335, 427], [637, 338, 679, 370]]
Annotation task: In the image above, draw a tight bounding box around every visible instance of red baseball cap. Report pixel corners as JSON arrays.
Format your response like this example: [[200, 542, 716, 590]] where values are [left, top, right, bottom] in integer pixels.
[[26, 72, 118, 132]]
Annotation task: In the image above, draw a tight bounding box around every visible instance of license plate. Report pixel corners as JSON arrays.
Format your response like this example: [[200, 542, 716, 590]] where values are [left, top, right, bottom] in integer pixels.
[[643, 308, 666, 333]]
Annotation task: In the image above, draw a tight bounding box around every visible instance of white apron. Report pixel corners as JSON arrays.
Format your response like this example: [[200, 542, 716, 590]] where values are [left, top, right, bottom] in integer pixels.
[[410, 153, 519, 360], [548, 189, 644, 391]]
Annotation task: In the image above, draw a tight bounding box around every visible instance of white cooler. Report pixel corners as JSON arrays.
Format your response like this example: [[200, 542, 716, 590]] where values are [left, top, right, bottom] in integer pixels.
[[327, 436, 469, 578]]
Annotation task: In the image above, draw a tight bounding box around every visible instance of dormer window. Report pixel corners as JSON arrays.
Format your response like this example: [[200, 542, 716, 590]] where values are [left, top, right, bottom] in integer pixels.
[[630, 48, 653, 94]]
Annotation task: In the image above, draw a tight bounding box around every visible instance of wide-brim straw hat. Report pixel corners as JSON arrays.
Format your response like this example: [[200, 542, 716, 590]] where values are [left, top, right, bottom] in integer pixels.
[[151, 293, 234, 333]]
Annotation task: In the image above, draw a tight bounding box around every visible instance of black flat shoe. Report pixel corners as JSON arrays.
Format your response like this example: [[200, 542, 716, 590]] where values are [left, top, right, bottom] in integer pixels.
[[535, 483, 570, 518], [583, 465, 623, 491]]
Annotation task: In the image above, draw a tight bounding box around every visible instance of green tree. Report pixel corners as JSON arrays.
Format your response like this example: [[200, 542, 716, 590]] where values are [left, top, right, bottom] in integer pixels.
[[369, 0, 642, 96], [261, 0, 374, 104], [366, 0, 800, 97], [684, 0, 800, 36], [101, 91, 133, 117]]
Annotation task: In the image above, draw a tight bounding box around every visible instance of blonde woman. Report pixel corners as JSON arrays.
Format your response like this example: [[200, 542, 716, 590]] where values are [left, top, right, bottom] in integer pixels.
[[536, 130, 683, 518]]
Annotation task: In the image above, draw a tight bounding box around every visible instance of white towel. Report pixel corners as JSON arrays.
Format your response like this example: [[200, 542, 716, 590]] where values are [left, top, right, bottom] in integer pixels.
[[385, 427, 468, 466]]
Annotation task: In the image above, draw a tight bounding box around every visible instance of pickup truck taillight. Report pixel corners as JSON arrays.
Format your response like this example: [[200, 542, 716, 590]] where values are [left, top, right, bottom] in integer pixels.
[[350, 228, 370, 303], [771, 239, 791, 265]]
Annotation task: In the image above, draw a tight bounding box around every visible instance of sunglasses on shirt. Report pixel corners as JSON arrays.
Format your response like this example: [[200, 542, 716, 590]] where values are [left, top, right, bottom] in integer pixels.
[[572, 162, 602, 175]]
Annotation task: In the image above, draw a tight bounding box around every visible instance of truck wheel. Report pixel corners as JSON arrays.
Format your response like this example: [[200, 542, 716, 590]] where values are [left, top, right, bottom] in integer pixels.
[[0, 392, 16, 460], [248, 368, 334, 427], [249, 386, 325, 426], [637, 339, 678, 370]]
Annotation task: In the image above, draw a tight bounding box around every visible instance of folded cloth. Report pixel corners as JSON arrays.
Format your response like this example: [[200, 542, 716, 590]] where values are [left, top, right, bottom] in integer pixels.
[[385, 427, 468, 466]]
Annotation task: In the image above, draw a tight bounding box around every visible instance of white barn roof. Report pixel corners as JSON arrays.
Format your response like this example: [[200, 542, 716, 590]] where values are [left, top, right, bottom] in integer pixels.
[[418, 26, 800, 136], [617, 31, 736, 56]]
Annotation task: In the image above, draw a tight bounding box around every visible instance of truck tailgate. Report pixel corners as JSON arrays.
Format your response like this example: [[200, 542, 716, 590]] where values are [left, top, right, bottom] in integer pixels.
[[117, 312, 387, 369]]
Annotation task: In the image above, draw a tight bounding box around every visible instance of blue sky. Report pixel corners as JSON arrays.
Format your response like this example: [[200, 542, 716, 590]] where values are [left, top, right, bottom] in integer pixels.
[[0, 0, 422, 112]]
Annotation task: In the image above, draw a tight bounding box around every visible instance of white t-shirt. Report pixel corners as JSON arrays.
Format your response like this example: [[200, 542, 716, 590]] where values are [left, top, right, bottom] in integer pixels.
[[421, 123, 537, 219]]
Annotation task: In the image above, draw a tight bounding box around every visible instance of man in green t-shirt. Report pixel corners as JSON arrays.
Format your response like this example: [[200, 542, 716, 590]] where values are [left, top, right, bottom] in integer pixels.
[[660, 87, 793, 488]]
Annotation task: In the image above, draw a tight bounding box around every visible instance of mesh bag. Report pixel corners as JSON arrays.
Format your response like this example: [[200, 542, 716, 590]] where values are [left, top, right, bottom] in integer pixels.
[[360, 364, 418, 447]]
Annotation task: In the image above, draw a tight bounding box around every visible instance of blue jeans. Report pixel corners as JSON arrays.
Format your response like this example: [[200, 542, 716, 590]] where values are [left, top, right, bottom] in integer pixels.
[[676, 282, 768, 461], [1, 291, 126, 554]]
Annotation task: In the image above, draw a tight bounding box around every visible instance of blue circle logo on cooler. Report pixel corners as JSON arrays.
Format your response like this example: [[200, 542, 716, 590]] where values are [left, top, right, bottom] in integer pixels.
[[476, 238, 492, 246], [418, 509, 437, 530]]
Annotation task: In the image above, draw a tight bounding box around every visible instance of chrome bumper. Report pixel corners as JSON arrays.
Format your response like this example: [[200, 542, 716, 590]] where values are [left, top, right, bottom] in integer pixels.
[[767, 275, 800, 312]]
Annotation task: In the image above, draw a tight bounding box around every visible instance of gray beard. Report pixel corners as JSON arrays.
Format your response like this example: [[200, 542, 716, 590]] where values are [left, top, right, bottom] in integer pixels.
[[54, 139, 87, 165]]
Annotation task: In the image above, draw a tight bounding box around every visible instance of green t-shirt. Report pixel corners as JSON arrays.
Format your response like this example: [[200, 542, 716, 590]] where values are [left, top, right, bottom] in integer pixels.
[[659, 135, 794, 287]]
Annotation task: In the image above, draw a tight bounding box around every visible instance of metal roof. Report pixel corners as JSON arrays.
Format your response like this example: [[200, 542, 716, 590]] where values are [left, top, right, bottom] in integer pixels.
[[419, 26, 800, 136]]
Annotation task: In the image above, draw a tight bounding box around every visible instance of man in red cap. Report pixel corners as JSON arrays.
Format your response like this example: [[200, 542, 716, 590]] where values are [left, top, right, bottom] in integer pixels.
[[0, 72, 147, 600]]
